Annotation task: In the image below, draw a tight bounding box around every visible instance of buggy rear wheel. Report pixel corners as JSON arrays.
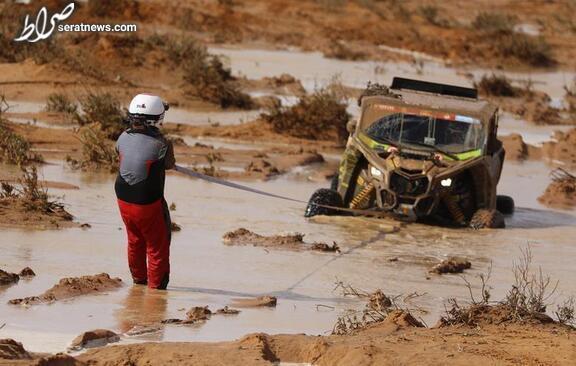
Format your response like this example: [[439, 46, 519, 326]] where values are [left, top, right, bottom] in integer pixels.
[[470, 209, 505, 229], [496, 195, 515, 215], [330, 173, 339, 191], [305, 189, 345, 217]]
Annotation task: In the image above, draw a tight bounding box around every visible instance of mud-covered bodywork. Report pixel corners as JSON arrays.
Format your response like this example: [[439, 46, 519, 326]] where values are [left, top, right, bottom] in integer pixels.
[[315, 78, 509, 227]]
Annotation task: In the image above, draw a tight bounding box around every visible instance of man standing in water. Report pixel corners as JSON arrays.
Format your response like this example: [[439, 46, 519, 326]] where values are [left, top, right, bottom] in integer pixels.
[[115, 94, 175, 290]]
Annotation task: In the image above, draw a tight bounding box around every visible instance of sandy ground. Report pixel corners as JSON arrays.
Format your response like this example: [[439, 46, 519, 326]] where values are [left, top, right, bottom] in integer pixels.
[[2, 309, 576, 365]]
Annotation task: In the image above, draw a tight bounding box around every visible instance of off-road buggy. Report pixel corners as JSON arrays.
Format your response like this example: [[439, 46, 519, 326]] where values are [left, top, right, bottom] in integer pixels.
[[305, 78, 514, 228]]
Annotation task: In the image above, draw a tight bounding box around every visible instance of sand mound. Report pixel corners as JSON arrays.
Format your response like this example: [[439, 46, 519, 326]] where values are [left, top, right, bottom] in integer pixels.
[[539, 169, 576, 209], [69, 329, 120, 351], [163, 306, 214, 325], [430, 257, 471, 274], [231, 296, 277, 308], [18, 267, 35, 277], [216, 306, 241, 315], [9, 273, 122, 305], [383, 310, 425, 328], [0, 269, 19, 286], [542, 128, 576, 169], [222, 228, 340, 253], [500, 134, 541, 161], [0, 339, 31, 360], [441, 303, 554, 328]]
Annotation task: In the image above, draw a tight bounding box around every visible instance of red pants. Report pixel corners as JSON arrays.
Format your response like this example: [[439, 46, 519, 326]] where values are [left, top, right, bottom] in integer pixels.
[[118, 199, 171, 289]]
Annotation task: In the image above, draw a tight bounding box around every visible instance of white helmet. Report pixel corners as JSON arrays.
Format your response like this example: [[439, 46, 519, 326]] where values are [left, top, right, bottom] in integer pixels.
[[128, 94, 169, 126]]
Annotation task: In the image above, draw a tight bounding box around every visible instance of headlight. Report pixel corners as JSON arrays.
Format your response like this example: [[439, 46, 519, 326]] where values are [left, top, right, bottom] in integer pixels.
[[440, 178, 452, 187], [370, 166, 382, 178]]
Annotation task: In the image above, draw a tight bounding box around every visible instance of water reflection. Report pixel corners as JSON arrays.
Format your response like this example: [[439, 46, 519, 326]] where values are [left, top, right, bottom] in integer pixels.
[[116, 286, 168, 340]]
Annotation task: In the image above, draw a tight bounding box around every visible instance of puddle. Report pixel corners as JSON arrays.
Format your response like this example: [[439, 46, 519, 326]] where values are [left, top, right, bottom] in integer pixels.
[[212, 45, 576, 101], [166, 107, 262, 126], [7, 116, 72, 130], [1, 158, 575, 354], [6, 100, 45, 114], [498, 113, 573, 145], [182, 136, 266, 151]]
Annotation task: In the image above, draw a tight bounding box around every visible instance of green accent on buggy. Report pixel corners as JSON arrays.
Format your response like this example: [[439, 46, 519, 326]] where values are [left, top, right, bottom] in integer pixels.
[[358, 133, 481, 161], [358, 132, 389, 151], [337, 145, 362, 197], [443, 149, 482, 161]]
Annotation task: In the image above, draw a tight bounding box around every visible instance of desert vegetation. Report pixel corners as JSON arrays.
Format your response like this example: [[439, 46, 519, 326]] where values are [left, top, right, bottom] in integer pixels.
[[164, 37, 254, 109], [476, 74, 523, 97], [66, 123, 118, 172], [0, 167, 73, 222], [262, 87, 350, 144], [472, 11, 555, 67], [0, 96, 42, 166]]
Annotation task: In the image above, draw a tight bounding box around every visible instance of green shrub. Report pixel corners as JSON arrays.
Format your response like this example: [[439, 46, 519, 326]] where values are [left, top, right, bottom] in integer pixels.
[[75, 91, 126, 139], [158, 37, 253, 109], [472, 12, 516, 34], [476, 74, 522, 97], [45, 93, 78, 115], [262, 88, 350, 143], [498, 33, 554, 67], [66, 123, 118, 172], [419, 5, 449, 27], [0, 117, 43, 167]]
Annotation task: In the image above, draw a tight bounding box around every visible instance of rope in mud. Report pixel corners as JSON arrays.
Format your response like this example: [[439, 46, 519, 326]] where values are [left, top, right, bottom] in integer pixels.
[[174, 165, 390, 217], [174, 165, 400, 292]]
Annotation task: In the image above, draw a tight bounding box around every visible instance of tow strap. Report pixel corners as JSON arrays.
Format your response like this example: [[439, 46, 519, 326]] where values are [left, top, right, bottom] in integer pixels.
[[174, 165, 390, 217]]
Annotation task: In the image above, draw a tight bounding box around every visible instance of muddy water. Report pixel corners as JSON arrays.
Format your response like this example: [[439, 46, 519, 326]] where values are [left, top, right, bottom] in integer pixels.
[[2, 47, 575, 355], [211, 46, 575, 100], [1, 158, 575, 354]]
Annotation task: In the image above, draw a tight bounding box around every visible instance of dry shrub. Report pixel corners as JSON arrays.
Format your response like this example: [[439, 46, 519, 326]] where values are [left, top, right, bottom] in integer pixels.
[[0, 31, 63, 64], [505, 247, 558, 319], [75, 91, 126, 140], [442, 248, 575, 327], [159, 37, 253, 109], [0, 98, 43, 166], [498, 33, 555, 67], [263, 87, 350, 144], [476, 74, 523, 97], [471, 12, 554, 67], [193, 152, 222, 177], [87, 0, 139, 18], [418, 5, 450, 27], [67, 123, 118, 172], [357, 81, 399, 106], [555, 297, 575, 326], [332, 281, 425, 335], [472, 12, 516, 34], [325, 41, 367, 61], [0, 167, 72, 220], [45, 93, 78, 115], [564, 78, 576, 113], [0, 126, 42, 166]]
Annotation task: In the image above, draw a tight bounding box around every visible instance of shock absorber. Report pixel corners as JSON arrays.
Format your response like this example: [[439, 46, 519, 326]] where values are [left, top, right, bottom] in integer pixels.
[[350, 183, 375, 209], [442, 194, 466, 225]]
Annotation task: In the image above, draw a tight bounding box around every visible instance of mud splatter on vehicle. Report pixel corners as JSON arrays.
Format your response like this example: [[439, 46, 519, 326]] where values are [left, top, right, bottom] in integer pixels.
[[306, 78, 514, 229]]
